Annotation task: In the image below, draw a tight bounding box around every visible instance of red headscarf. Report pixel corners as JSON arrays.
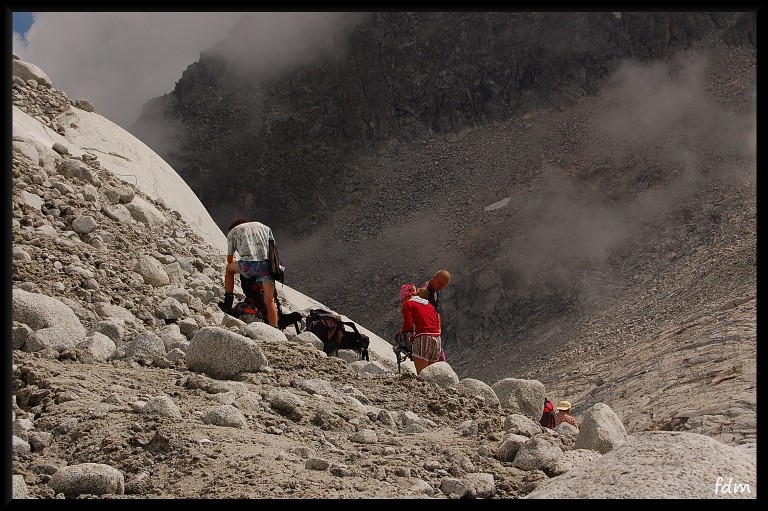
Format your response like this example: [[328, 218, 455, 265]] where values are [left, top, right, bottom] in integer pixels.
[[400, 284, 417, 302]]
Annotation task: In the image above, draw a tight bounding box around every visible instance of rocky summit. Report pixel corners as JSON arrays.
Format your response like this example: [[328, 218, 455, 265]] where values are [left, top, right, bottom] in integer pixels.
[[9, 16, 756, 502]]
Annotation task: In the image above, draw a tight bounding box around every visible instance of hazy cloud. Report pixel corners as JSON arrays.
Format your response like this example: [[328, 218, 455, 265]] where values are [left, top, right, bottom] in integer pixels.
[[11, 12, 356, 130], [208, 12, 363, 80], [463, 50, 755, 305]]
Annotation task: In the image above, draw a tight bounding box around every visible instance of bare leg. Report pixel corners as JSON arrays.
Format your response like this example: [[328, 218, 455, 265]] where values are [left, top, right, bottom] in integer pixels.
[[262, 281, 278, 327], [218, 261, 240, 314], [224, 261, 239, 293], [413, 357, 428, 375]]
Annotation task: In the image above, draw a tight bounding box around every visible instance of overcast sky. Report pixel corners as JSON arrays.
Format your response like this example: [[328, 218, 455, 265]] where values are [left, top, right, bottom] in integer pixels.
[[12, 12, 353, 130]]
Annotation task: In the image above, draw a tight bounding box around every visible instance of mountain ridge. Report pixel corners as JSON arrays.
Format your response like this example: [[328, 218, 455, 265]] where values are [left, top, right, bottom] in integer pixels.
[[129, 12, 756, 379]]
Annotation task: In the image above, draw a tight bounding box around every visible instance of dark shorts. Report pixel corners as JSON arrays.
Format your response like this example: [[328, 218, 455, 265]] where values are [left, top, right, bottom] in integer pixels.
[[237, 260, 274, 284]]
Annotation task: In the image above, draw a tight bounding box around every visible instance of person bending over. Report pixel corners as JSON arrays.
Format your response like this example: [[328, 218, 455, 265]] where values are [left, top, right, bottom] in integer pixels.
[[219, 218, 278, 328]]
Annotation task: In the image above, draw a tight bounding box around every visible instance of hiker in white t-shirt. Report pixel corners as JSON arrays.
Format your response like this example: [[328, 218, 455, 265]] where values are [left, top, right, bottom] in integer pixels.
[[219, 218, 278, 327]]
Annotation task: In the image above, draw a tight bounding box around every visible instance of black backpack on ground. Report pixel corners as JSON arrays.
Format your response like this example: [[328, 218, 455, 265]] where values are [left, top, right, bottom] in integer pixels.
[[305, 309, 370, 361], [540, 398, 557, 429], [232, 274, 302, 334]]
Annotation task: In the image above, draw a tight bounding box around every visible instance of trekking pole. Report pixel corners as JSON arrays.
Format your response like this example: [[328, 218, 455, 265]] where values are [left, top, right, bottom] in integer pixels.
[[393, 333, 411, 374], [393, 333, 403, 374]]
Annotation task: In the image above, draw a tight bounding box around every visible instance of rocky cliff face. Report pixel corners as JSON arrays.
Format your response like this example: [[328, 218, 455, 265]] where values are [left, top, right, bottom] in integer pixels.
[[132, 12, 754, 233], [131, 11, 756, 387]]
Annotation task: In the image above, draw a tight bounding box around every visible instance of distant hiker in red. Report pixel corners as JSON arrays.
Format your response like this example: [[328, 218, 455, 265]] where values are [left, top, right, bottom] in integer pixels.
[[540, 398, 557, 429], [399, 284, 442, 375], [555, 400, 580, 429]]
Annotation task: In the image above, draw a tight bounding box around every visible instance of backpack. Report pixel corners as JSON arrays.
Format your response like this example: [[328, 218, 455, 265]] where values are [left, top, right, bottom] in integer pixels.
[[540, 398, 557, 429], [268, 239, 285, 284], [306, 309, 370, 361], [423, 282, 441, 315], [232, 274, 302, 334]]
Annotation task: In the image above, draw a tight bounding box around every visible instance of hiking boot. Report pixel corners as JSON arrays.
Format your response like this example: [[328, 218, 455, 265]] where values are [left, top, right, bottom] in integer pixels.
[[218, 292, 235, 315]]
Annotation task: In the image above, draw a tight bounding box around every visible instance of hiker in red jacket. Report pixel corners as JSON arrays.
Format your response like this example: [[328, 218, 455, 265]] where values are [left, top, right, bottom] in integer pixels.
[[399, 284, 442, 375]]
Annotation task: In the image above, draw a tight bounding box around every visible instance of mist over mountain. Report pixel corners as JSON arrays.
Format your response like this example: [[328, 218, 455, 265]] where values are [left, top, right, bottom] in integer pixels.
[[131, 11, 756, 383]]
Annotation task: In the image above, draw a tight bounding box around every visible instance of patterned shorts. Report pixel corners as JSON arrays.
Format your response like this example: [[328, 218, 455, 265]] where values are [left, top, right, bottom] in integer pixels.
[[410, 334, 441, 363], [237, 260, 274, 284]]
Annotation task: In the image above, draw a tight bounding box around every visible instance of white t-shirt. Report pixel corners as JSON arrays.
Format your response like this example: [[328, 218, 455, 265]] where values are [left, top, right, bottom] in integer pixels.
[[227, 221, 274, 262]]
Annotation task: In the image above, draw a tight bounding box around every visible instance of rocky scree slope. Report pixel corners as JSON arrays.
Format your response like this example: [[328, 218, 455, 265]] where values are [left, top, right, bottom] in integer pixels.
[[10, 57, 756, 499], [260, 32, 757, 446]]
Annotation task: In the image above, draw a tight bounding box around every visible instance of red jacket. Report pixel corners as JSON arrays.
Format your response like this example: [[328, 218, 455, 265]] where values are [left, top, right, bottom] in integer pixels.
[[401, 296, 441, 336]]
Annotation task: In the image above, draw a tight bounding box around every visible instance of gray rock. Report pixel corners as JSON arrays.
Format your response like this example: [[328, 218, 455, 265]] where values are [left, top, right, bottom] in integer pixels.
[[419, 361, 460, 388], [49, 462, 125, 498], [71, 215, 98, 235], [156, 296, 185, 320], [27, 431, 53, 452], [12, 322, 34, 350], [124, 331, 166, 362], [574, 402, 628, 454], [94, 302, 138, 324], [502, 413, 542, 437], [186, 326, 269, 380], [12, 474, 31, 499], [133, 255, 170, 287], [75, 99, 95, 112], [76, 332, 117, 362], [550, 448, 603, 476], [512, 436, 563, 472], [93, 319, 125, 343], [141, 396, 182, 418], [52, 142, 69, 155], [178, 317, 200, 339], [201, 404, 248, 428], [125, 196, 167, 227], [233, 392, 262, 412], [20, 190, 44, 210], [11, 246, 28, 267], [350, 429, 378, 444], [306, 458, 331, 470], [496, 433, 529, 462], [102, 203, 132, 223], [13, 288, 86, 351], [12, 140, 40, 165], [440, 477, 469, 498], [13, 59, 53, 88], [463, 472, 496, 498], [12, 435, 31, 457], [491, 378, 545, 421], [298, 378, 338, 397], [458, 378, 501, 406], [525, 431, 757, 499], [242, 322, 288, 343], [56, 158, 101, 186]]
